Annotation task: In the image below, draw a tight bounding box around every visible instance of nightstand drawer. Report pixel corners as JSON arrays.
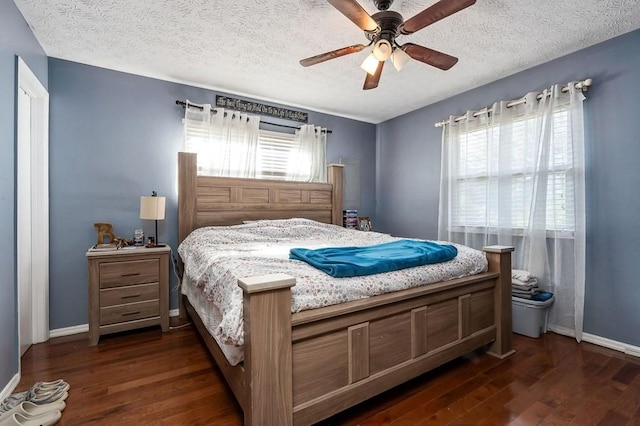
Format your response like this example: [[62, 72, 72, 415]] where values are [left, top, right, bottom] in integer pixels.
[[100, 282, 159, 307], [100, 259, 159, 288], [100, 300, 160, 325]]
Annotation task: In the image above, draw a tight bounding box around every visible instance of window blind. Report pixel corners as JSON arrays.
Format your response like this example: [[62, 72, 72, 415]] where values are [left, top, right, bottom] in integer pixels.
[[256, 130, 298, 180], [452, 109, 575, 231]]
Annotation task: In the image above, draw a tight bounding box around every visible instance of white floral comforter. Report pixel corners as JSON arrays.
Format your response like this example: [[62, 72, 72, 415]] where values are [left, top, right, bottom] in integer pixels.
[[178, 218, 487, 365]]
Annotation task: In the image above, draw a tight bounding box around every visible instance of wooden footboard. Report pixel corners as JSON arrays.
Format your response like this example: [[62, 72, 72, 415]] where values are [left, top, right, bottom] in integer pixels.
[[233, 246, 514, 426]]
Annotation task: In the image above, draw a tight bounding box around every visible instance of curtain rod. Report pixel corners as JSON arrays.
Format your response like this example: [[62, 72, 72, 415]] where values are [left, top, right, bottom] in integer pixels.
[[434, 78, 593, 128], [175, 100, 332, 134]]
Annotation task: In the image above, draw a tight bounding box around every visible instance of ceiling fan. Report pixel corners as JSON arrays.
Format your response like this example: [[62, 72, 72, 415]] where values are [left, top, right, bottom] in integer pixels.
[[300, 0, 476, 90]]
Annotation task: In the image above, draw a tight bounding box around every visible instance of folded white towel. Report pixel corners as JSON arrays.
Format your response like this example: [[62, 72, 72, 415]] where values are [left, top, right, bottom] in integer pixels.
[[513, 288, 538, 295], [512, 269, 534, 282], [512, 278, 538, 287], [512, 282, 539, 291]]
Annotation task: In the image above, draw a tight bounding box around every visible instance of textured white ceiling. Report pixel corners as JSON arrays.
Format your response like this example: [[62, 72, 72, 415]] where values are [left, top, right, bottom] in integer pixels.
[[13, 0, 640, 123]]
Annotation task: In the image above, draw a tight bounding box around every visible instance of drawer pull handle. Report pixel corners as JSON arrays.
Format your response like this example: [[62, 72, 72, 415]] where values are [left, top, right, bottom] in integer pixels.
[[121, 272, 141, 277], [122, 311, 141, 317], [121, 294, 141, 299]]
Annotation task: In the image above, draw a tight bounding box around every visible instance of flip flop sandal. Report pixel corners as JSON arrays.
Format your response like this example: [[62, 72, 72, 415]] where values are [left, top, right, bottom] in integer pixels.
[[0, 409, 61, 426], [27, 389, 68, 406], [0, 395, 27, 413], [29, 380, 65, 389], [30, 380, 69, 395], [0, 400, 65, 424], [0, 380, 69, 412]]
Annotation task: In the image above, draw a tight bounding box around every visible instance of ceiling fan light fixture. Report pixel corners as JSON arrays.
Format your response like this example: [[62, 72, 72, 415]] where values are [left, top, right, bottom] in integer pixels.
[[360, 53, 380, 75], [300, 0, 476, 88], [391, 47, 411, 71], [372, 39, 392, 61]]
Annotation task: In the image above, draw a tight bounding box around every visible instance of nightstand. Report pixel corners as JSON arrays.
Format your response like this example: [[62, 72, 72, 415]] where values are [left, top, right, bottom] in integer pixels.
[[86, 246, 170, 346]]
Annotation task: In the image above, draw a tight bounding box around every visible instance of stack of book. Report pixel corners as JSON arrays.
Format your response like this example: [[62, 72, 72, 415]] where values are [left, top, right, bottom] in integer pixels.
[[343, 209, 358, 229]]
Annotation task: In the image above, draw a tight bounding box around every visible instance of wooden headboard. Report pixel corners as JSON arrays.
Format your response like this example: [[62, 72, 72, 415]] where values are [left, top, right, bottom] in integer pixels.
[[178, 152, 344, 243]]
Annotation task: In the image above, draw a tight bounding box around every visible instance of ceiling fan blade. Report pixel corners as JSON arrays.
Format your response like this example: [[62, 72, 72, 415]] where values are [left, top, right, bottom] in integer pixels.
[[400, 0, 476, 35], [327, 0, 379, 32], [300, 44, 366, 67], [403, 43, 458, 70], [363, 60, 384, 90]]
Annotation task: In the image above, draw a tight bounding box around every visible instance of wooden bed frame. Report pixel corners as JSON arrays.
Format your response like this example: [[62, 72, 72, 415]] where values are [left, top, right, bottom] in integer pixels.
[[177, 152, 514, 425]]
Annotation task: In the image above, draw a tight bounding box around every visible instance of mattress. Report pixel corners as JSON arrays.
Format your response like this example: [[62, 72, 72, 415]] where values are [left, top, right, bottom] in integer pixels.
[[178, 218, 488, 365]]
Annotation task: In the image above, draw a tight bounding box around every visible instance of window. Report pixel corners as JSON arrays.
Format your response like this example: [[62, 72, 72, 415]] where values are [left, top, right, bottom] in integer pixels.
[[256, 130, 303, 180], [183, 107, 325, 182], [451, 108, 575, 232]]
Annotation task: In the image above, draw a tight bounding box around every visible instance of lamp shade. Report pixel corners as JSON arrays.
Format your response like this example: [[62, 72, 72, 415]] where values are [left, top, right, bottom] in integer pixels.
[[391, 47, 411, 71], [140, 195, 166, 220], [372, 39, 392, 61], [360, 53, 380, 75]]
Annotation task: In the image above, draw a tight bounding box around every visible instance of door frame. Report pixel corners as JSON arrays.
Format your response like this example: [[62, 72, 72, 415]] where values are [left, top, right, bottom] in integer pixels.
[[17, 56, 49, 346]]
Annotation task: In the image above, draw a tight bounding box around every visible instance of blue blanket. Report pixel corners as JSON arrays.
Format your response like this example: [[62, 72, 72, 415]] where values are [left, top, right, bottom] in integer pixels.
[[289, 239, 458, 278]]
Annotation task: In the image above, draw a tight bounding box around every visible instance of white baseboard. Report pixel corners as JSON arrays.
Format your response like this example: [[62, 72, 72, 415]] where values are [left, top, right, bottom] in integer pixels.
[[547, 325, 640, 359], [49, 324, 88, 338], [0, 372, 20, 402], [582, 333, 640, 358], [49, 311, 180, 338]]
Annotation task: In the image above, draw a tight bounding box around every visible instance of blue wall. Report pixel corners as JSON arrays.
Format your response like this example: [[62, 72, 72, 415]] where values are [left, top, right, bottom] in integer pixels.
[[5, 0, 639, 396], [376, 29, 640, 347], [0, 0, 47, 392], [48, 59, 376, 329]]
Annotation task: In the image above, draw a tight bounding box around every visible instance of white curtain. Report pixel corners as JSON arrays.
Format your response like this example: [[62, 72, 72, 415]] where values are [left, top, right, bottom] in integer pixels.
[[438, 84, 586, 340], [183, 101, 260, 177], [289, 124, 327, 182]]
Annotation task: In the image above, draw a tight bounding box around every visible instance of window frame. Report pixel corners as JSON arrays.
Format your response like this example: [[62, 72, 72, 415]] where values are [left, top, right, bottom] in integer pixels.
[[448, 106, 576, 237]]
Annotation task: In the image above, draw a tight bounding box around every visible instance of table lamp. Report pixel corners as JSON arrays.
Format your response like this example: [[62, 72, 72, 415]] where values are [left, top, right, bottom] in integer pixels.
[[140, 191, 166, 248]]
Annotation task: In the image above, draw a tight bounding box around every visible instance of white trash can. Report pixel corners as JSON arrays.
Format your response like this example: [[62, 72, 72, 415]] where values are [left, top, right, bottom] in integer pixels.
[[512, 295, 555, 338]]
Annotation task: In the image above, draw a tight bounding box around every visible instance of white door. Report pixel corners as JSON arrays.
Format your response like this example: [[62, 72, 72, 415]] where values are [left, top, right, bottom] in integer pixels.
[[16, 57, 50, 362], [17, 87, 33, 356]]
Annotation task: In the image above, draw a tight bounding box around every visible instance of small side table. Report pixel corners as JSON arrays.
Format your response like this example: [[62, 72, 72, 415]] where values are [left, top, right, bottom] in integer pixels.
[[86, 246, 170, 346]]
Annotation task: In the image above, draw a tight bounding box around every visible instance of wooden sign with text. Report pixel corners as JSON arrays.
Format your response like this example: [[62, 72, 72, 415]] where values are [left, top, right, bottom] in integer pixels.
[[215, 96, 308, 123]]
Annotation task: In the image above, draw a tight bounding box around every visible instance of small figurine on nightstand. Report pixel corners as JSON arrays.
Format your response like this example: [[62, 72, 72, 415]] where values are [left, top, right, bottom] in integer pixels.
[[90, 223, 134, 251], [94, 222, 117, 246]]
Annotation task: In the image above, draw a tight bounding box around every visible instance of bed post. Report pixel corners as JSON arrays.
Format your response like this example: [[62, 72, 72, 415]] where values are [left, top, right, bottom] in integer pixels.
[[328, 164, 344, 226], [178, 152, 197, 322], [239, 273, 296, 426], [483, 245, 515, 359], [178, 152, 197, 243]]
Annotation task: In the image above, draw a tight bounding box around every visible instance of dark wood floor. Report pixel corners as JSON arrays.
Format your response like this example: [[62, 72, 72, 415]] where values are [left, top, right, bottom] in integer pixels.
[[16, 325, 640, 425]]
